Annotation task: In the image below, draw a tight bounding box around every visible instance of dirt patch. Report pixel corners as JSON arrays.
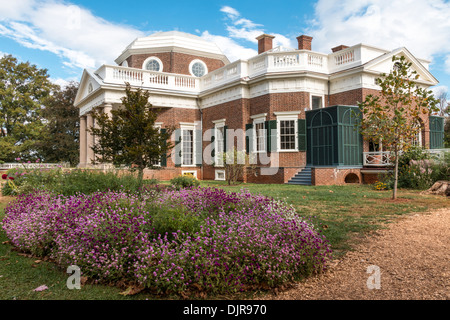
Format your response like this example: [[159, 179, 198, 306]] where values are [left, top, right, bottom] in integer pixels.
[[258, 207, 450, 300]]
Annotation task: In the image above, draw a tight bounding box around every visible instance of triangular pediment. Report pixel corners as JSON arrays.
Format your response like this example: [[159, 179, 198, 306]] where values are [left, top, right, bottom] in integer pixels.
[[74, 69, 103, 107], [363, 47, 438, 85]]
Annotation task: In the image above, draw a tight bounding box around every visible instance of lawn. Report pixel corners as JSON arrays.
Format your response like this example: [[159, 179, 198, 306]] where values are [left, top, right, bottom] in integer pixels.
[[0, 182, 448, 300]]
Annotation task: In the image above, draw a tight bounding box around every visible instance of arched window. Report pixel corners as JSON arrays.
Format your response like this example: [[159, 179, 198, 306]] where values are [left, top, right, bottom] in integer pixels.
[[142, 57, 163, 72], [189, 59, 207, 77]]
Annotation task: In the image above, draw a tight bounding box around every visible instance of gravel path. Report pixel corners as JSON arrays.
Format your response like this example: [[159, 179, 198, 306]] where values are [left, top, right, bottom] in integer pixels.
[[261, 208, 450, 300]]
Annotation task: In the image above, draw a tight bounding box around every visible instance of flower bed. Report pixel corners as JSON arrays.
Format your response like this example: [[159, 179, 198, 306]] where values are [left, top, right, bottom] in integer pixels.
[[1, 187, 331, 294]]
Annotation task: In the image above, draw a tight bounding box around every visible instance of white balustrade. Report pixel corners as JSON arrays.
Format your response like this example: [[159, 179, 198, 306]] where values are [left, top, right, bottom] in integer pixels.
[[363, 152, 392, 166], [99, 65, 199, 92]]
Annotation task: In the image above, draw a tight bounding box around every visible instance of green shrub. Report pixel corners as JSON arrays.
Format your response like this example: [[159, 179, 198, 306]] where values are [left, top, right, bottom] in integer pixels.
[[381, 147, 450, 190], [170, 175, 200, 190], [1, 168, 157, 196]]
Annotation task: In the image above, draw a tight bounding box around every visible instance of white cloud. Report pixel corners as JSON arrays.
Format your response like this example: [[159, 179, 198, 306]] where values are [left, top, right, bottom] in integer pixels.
[[306, 0, 450, 64], [0, 0, 145, 71], [202, 5, 296, 62], [200, 31, 257, 62]]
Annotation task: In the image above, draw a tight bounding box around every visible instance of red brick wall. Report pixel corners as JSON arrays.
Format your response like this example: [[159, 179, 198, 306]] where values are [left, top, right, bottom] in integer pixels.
[[126, 52, 225, 75], [311, 167, 363, 185]]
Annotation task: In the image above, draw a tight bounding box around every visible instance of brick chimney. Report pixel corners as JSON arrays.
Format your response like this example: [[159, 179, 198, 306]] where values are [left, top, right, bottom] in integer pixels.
[[256, 34, 275, 54], [297, 35, 313, 50], [331, 45, 349, 53]]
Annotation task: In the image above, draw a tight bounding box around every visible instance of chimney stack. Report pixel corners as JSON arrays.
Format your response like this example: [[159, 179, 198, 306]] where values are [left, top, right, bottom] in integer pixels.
[[297, 35, 313, 51], [331, 45, 349, 53], [256, 34, 275, 54]]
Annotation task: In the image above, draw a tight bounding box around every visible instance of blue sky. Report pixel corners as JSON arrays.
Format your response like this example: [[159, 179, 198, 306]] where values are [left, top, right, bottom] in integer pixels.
[[1, 0, 449, 98]]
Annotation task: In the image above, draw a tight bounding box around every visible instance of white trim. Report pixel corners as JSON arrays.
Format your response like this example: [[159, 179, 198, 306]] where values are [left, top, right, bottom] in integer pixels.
[[180, 123, 196, 167], [142, 56, 164, 72], [121, 60, 128, 67], [215, 169, 226, 181], [252, 115, 267, 153], [276, 115, 298, 152], [250, 113, 268, 120], [182, 170, 198, 178], [214, 121, 226, 167], [189, 59, 208, 77], [212, 118, 226, 125], [274, 111, 301, 116], [310, 94, 325, 110]]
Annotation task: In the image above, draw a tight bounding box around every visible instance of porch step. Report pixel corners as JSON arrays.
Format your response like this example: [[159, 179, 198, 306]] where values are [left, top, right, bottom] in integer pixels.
[[287, 167, 312, 186]]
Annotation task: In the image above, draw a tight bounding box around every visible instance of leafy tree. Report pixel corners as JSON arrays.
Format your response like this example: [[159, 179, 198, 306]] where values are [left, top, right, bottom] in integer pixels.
[[358, 56, 439, 199], [37, 81, 80, 166], [90, 83, 173, 188], [0, 54, 54, 162]]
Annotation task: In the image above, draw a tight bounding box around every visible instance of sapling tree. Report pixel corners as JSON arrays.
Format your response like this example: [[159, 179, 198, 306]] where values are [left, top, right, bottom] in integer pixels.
[[90, 83, 173, 189], [358, 56, 439, 199]]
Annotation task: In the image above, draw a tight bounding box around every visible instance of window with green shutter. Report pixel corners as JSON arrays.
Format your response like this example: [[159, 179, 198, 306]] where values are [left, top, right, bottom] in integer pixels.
[[245, 123, 253, 154]]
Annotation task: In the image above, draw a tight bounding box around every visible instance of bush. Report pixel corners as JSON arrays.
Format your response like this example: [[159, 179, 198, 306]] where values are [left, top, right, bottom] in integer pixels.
[[381, 147, 450, 190], [170, 175, 200, 190], [1, 187, 331, 295], [1, 167, 151, 196]]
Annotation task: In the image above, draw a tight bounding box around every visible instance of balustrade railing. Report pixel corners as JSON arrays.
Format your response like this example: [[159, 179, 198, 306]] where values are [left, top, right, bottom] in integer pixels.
[[363, 152, 392, 166]]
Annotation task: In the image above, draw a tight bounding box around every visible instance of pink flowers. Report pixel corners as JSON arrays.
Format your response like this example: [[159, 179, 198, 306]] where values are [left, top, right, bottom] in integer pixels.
[[1, 188, 331, 294]]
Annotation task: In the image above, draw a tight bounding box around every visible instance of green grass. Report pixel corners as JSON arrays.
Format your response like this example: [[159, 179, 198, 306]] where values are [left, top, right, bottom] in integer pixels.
[[1, 182, 448, 300]]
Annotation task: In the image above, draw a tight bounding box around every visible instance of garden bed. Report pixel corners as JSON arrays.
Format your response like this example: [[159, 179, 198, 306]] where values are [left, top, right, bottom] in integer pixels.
[[1, 187, 331, 295]]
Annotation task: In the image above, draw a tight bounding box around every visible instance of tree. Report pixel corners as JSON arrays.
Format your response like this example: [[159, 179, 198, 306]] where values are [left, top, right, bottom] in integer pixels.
[[36, 81, 80, 166], [221, 147, 256, 185], [358, 56, 439, 199], [90, 83, 173, 188], [0, 55, 54, 162]]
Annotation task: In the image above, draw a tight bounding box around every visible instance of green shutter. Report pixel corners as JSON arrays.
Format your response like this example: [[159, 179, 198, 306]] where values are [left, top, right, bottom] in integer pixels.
[[174, 128, 182, 167], [429, 116, 444, 149], [195, 129, 202, 167], [266, 120, 277, 152], [298, 119, 307, 151], [223, 126, 228, 153], [160, 128, 167, 167], [211, 127, 216, 159], [245, 123, 253, 154]]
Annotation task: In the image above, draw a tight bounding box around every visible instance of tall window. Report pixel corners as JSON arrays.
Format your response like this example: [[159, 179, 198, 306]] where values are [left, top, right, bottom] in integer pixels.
[[215, 125, 225, 166], [279, 119, 296, 151], [182, 129, 194, 166], [254, 122, 266, 152]]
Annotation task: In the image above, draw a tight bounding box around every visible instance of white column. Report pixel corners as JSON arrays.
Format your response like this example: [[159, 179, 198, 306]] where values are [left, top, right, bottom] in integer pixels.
[[86, 113, 94, 165], [79, 116, 87, 167], [103, 103, 113, 119]]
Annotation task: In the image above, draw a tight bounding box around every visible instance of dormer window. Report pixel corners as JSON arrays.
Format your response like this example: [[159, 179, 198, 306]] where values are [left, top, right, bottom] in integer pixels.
[[143, 57, 163, 72], [190, 59, 207, 77]]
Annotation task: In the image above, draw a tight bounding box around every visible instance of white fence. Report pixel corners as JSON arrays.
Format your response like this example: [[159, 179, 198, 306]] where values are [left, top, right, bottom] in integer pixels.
[[363, 149, 449, 167], [0, 163, 70, 170]]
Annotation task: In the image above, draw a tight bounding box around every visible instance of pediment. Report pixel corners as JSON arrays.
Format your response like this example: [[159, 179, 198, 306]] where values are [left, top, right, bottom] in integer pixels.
[[363, 47, 438, 85], [74, 70, 103, 107]]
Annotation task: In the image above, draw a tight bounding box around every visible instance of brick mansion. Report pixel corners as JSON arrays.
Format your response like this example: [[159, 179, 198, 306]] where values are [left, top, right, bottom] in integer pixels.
[[74, 31, 445, 185]]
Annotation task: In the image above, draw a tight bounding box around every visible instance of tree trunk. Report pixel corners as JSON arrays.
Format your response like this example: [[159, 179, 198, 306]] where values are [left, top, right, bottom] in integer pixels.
[[393, 149, 399, 200]]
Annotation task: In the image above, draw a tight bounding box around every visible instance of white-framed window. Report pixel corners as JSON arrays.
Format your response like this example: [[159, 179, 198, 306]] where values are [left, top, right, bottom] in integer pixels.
[[213, 119, 226, 167], [180, 123, 196, 167], [311, 95, 324, 110], [251, 113, 267, 153], [215, 170, 226, 181], [151, 123, 163, 167], [121, 60, 128, 67], [142, 56, 163, 72], [412, 121, 423, 147], [182, 170, 197, 178], [275, 112, 300, 152], [189, 59, 208, 77]]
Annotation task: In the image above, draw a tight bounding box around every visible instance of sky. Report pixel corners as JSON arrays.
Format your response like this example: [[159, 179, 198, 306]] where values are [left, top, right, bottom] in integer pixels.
[[0, 0, 449, 98]]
